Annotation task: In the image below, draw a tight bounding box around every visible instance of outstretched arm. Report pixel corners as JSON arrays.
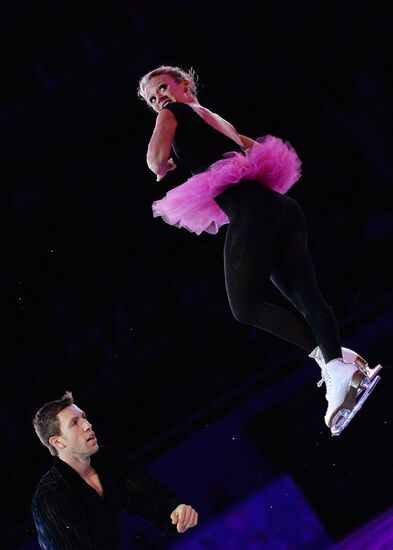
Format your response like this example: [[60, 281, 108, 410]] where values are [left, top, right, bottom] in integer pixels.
[[124, 465, 199, 534], [113, 446, 196, 533], [147, 109, 178, 181]]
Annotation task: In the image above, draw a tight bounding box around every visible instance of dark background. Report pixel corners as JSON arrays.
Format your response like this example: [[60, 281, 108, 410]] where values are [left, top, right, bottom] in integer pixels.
[[1, 0, 392, 548]]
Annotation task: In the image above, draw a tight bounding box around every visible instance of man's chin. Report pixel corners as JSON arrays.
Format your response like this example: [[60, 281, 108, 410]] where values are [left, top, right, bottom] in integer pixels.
[[89, 443, 99, 455]]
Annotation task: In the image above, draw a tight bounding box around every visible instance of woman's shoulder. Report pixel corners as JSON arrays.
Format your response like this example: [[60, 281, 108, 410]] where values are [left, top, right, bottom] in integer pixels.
[[163, 102, 194, 117], [164, 101, 190, 109]]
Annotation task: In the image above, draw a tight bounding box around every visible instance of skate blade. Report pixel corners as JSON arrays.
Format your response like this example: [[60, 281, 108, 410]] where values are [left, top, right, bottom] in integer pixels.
[[356, 364, 383, 395], [363, 363, 383, 379], [330, 375, 381, 437]]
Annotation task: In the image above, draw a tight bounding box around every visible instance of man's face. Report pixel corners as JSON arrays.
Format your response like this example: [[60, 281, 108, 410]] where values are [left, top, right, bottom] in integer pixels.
[[55, 404, 99, 458]]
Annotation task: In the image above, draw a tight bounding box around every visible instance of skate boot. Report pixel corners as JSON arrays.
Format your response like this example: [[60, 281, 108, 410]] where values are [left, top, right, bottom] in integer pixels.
[[309, 347, 382, 436], [309, 346, 370, 370]]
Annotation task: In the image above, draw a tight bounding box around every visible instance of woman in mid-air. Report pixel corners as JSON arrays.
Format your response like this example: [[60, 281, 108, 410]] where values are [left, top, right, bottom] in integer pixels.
[[137, 64, 382, 436]]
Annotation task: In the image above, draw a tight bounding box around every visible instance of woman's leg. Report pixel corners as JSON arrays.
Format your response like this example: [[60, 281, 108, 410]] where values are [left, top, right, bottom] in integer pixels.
[[221, 193, 319, 353], [270, 198, 341, 363], [219, 184, 381, 435]]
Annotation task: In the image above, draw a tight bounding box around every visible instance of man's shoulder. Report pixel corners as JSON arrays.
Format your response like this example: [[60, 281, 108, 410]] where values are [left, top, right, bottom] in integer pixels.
[[32, 464, 68, 504], [35, 464, 61, 486]]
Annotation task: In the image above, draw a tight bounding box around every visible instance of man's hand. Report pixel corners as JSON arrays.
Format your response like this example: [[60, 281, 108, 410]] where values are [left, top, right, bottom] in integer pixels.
[[170, 503, 198, 533]]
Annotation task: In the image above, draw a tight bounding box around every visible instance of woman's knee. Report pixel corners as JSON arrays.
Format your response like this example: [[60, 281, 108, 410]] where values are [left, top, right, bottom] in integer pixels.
[[228, 299, 258, 325]]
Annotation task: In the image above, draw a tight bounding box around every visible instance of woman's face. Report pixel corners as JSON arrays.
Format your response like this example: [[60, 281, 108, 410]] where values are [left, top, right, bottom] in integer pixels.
[[144, 73, 190, 113]]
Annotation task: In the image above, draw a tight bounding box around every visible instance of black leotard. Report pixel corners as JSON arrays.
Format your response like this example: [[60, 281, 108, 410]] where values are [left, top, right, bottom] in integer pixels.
[[164, 102, 341, 362]]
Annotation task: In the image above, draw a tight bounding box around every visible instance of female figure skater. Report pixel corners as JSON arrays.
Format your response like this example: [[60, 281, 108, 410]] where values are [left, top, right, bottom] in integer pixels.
[[137, 65, 382, 436]]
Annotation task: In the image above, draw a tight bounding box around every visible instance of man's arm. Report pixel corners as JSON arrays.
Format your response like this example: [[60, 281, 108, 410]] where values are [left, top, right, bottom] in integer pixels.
[[114, 451, 198, 534]]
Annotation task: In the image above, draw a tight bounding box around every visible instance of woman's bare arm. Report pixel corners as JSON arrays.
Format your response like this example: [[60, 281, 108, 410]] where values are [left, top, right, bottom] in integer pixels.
[[146, 109, 178, 181], [239, 134, 257, 149]]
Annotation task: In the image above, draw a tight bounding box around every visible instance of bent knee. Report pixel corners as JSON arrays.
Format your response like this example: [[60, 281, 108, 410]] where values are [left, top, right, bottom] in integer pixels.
[[229, 302, 257, 326]]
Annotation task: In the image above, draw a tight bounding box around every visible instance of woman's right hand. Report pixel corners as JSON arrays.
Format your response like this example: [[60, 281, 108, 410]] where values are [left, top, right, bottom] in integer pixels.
[[156, 158, 177, 181]]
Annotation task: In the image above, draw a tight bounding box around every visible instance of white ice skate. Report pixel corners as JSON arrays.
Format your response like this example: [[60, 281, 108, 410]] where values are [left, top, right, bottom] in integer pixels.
[[309, 347, 382, 436]]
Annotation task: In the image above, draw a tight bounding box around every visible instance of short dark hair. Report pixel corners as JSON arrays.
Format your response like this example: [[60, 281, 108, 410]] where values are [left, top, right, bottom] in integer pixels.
[[33, 391, 74, 456]]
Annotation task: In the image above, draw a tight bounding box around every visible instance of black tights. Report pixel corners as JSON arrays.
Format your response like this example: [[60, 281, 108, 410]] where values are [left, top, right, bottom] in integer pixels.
[[215, 181, 341, 364]]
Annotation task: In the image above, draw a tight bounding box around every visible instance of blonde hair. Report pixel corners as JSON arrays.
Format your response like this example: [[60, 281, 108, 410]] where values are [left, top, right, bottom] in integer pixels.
[[137, 65, 199, 103]]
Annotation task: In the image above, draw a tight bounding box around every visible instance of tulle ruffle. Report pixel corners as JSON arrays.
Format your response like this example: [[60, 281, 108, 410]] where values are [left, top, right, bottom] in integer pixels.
[[152, 135, 302, 235]]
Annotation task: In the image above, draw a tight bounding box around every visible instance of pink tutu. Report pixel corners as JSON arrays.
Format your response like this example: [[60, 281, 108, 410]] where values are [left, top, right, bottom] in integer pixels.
[[152, 135, 302, 235]]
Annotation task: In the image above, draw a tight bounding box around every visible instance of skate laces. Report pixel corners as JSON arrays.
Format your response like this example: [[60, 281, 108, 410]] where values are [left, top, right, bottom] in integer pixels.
[[317, 367, 331, 395], [317, 359, 356, 395]]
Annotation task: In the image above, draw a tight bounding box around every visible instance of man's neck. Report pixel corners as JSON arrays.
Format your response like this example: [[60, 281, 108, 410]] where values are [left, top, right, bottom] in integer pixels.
[[58, 453, 93, 479]]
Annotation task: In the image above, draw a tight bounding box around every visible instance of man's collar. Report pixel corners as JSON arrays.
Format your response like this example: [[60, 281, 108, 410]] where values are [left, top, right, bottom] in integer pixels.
[[52, 451, 100, 486]]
